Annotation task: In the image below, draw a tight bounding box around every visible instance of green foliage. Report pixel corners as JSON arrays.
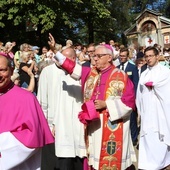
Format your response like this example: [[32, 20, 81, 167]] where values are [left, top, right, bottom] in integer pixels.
[[13, 16, 22, 25], [0, 13, 6, 20], [7, 0, 34, 5], [163, 0, 170, 17], [0, 22, 5, 27], [0, 0, 169, 45]]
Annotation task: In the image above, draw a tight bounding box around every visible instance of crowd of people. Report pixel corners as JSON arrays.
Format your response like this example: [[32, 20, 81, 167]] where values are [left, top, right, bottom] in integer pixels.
[[0, 34, 170, 170]]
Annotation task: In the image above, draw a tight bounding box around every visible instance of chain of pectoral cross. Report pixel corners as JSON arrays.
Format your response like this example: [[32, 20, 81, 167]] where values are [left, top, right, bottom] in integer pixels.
[[94, 73, 101, 99]]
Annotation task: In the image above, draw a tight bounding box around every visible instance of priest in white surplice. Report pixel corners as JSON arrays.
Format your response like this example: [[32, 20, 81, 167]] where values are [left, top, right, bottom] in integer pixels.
[[136, 46, 170, 170], [37, 47, 86, 170]]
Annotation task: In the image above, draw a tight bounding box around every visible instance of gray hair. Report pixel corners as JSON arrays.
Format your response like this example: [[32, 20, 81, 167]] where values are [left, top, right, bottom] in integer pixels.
[[95, 45, 113, 56]]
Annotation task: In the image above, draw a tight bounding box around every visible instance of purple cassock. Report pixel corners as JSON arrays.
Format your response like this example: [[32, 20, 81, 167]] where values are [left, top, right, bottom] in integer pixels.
[[0, 84, 54, 148]]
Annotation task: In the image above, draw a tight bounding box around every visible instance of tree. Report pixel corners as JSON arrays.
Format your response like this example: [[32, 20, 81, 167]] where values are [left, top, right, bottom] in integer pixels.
[[0, 0, 114, 44], [1, 0, 167, 46], [162, 0, 170, 17]]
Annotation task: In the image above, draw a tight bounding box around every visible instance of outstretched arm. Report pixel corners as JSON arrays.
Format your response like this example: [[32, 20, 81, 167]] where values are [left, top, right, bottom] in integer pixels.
[[48, 33, 82, 80], [48, 33, 66, 65]]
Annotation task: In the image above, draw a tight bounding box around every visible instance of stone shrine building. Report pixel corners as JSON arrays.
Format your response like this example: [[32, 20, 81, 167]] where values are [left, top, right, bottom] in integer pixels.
[[124, 9, 170, 49]]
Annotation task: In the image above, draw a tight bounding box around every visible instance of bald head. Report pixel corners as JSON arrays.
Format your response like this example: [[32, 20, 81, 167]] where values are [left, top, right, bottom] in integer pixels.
[[61, 47, 76, 62], [0, 55, 13, 91], [0, 55, 12, 67]]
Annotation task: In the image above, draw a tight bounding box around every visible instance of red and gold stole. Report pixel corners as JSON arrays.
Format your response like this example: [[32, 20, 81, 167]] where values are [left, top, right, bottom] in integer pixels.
[[99, 67, 128, 170], [84, 66, 128, 170], [83, 67, 100, 102], [83, 67, 100, 158]]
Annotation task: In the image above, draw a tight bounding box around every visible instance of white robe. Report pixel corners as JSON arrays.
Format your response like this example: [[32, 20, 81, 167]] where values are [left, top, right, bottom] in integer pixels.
[[87, 108, 136, 170], [0, 132, 40, 170], [37, 64, 86, 158], [136, 63, 170, 169]]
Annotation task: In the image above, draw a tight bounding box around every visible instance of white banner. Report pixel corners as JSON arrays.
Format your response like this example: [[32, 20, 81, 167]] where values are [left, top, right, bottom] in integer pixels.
[[145, 35, 156, 47]]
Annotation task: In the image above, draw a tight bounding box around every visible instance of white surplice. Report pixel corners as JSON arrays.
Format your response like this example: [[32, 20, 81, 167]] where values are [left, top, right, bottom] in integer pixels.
[[136, 63, 170, 169], [37, 64, 86, 158], [0, 132, 41, 170]]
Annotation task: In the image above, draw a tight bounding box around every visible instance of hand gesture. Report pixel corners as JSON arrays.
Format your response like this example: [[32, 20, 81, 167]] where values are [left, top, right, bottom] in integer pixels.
[[12, 42, 16, 47], [145, 81, 153, 90], [48, 33, 56, 47]]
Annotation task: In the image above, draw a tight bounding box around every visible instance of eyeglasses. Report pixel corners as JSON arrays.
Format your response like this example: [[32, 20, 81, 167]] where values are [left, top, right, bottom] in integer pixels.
[[144, 54, 155, 59], [93, 54, 108, 58], [119, 55, 127, 58], [87, 50, 95, 53]]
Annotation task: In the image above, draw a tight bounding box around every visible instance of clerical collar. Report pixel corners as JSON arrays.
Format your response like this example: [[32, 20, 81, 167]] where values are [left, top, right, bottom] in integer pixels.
[[0, 81, 14, 96], [98, 65, 114, 74]]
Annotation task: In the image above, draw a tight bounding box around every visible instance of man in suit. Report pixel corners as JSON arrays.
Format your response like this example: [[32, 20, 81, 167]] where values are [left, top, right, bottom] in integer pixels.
[[140, 63, 147, 74], [117, 47, 139, 146]]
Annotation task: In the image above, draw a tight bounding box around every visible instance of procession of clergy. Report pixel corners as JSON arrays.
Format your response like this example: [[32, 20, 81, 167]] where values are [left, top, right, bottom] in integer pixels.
[[0, 36, 170, 170]]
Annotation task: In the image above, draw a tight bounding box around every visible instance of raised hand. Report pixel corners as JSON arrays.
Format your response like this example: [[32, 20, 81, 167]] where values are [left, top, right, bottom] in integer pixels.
[[48, 33, 58, 53], [48, 33, 56, 47]]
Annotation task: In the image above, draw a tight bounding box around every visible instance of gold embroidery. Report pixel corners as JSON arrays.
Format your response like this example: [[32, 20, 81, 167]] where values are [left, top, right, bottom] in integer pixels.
[[99, 69, 126, 170], [84, 76, 95, 101], [84, 69, 100, 101], [106, 71, 125, 98], [101, 161, 118, 170], [101, 134, 119, 170]]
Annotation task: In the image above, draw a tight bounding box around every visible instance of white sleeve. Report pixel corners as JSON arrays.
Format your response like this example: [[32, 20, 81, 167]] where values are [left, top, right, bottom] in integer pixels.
[[54, 51, 66, 65], [70, 63, 82, 80], [37, 69, 48, 118], [0, 132, 38, 170], [136, 82, 142, 115], [37, 69, 54, 130], [106, 96, 132, 121]]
